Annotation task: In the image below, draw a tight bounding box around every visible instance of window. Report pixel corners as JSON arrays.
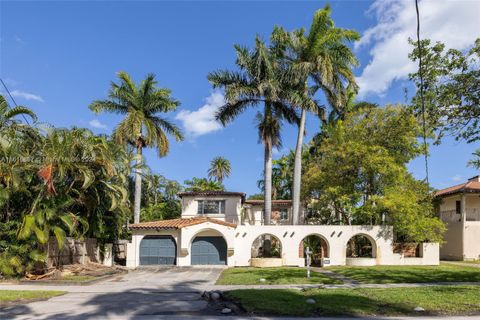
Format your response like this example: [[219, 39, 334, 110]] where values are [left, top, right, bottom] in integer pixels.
[[279, 209, 289, 221], [197, 200, 226, 215], [456, 200, 461, 214]]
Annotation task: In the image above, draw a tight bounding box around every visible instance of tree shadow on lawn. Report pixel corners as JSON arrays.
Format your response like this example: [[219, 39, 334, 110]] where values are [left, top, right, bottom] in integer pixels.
[[227, 286, 480, 317], [330, 266, 480, 283], [223, 267, 338, 284]]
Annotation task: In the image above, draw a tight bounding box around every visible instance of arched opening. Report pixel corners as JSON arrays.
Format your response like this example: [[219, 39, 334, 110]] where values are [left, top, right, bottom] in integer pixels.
[[346, 234, 376, 258], [299, 234, 329, 267], [190, 229, 228, 265], [251, 234, 282, 258], [139, 235, 177, 265]]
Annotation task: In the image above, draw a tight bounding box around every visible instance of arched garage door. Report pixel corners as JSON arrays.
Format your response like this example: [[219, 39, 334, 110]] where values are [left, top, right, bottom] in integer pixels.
[[191, 236, 227, 265], [140, 236, 177, 265]]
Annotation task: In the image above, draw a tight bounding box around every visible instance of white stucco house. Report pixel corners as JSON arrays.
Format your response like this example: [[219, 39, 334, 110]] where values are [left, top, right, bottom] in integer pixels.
[[436, 175, 480, 261], [126, 191, 439, 268]]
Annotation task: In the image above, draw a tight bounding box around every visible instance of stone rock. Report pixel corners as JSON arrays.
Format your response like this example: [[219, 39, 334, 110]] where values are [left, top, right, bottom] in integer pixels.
[[210, 292, 221, 300], [221, 308, 232, 314], [259, 278, 266, 282], [306, 298, 316, 304], [414, 307, 425, 312]]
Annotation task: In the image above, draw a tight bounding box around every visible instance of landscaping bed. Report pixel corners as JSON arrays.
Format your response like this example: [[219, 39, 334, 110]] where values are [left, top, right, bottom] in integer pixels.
[[0, 290, 66, 307], [326, 265, 480, 283], [216, 267, 342, 285], [20, 263, 126, 285], [225, 286, 480, 317]]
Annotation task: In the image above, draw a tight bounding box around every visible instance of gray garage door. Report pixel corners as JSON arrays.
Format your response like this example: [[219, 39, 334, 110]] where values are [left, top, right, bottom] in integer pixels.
[[140, 236, 176, 265], [191, 236, 227, 265]]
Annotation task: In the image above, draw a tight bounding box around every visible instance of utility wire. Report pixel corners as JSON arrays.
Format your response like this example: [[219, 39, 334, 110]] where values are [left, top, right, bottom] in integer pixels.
[[415, 0, 429, 185], [0, 78, 31, 125]]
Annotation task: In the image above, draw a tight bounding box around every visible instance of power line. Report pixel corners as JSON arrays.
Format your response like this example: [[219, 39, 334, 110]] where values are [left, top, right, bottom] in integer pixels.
[[0, 78, 31, 125], [415, 0, 429, 185]]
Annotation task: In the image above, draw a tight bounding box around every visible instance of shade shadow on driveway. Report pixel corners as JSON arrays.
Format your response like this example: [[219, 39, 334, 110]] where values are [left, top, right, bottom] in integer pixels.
[[0, 267, 225, 320]]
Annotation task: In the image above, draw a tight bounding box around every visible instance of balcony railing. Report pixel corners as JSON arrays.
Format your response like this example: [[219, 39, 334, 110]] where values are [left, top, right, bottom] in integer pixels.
[[440, 208, 480, 222]]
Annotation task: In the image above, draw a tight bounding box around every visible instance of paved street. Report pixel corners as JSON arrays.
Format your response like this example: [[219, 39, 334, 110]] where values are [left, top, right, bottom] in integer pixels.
[[0, 267, 225, 319]]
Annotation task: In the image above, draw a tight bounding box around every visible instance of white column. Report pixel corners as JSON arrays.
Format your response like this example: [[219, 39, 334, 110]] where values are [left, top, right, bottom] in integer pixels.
[[461, 193, 466, 260]]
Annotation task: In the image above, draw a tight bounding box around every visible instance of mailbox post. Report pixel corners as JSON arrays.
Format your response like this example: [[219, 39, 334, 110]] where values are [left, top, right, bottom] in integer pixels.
[[305, 247, 312, 278]]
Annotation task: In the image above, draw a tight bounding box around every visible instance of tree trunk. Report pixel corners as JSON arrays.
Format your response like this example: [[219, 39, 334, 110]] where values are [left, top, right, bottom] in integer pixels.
[[264, 137, 272, 225], [133, 145, 143, 224], [292, 109, 306, 225]]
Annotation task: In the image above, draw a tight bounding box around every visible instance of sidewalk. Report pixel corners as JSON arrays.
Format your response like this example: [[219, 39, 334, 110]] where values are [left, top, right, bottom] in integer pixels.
[[4, 280, 480, 293]]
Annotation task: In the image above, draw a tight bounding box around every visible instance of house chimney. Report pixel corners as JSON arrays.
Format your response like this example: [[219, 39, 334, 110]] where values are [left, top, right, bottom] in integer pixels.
[[468, 175, 480, 182]]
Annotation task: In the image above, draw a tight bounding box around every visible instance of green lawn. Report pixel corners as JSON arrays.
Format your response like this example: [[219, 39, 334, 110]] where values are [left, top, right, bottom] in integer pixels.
[[59, 275, 97, 282], [327, 265, 480, 283], [226, 286, 480, 316], [216, 267, 342, 285], [0, 290, 65, 305]]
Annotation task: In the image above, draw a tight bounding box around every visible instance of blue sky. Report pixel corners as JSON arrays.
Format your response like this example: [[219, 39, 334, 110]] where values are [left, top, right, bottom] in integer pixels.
[[1, 0, 479, 195]]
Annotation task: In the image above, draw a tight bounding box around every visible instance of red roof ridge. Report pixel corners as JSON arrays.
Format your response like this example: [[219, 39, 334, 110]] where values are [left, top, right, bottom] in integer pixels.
[[129, 217, 236, 230]]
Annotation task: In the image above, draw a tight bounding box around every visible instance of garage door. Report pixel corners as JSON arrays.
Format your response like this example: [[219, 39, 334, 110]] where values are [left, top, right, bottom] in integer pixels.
[[191, 236, 227, 265], [140, 236, 176, 265]]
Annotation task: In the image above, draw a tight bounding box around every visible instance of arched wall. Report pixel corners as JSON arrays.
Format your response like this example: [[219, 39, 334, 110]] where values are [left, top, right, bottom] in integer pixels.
[[232, 225, 396, 266], [251, 233, 283, 258], [345, 233, 378, 258], [299, 233, 330, 259]]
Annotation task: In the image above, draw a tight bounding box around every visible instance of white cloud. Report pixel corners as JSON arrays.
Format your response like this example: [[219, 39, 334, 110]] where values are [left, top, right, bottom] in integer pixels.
[[452, 174, 463, 182], [10, 90, 44, 102], [14, 35, 26, 45], [175, 92, 224, 137], [89, 119, 108, 130], [357, 0, 480, 98]]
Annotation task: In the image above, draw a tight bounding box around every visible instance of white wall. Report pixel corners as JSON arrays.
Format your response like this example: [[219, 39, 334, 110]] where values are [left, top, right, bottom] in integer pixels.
[[127, 224, 439, 268], [181, 196, 242, 224]]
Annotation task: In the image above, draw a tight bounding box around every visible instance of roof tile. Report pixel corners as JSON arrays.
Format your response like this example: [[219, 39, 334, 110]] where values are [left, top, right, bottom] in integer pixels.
[[129, 217, 237, 230]]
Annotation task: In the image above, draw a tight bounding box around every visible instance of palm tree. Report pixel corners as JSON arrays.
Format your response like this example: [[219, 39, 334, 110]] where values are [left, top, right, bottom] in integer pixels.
[[208, 156, 231, 183], [90, 72, 184, 224], [208, 37, 300, 224], [0, 95, 37, 130], [272, 5, 360, 224]]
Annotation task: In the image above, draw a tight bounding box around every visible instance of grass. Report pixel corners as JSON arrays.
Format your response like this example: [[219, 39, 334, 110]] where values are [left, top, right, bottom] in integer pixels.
[[0, 290, 66, 306], [327, 265, 480, 283], [58, 275, 97, 282], [226, 286, 480, 316], [216, 267, 342, 285]]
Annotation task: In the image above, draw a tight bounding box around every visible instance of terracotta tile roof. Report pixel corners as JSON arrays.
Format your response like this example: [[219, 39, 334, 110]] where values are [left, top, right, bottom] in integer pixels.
[[244, 199, 292, 206], [129, 217, 237, 230], [178, 191, 246, 202], [435, 180, 480, 197]]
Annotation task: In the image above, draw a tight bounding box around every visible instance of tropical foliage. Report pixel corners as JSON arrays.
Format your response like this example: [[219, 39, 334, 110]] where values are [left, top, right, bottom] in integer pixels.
[[271, 4, 359, 224], [409, 38, 480, 144], [90, 72, 184, 224], [208, 156, 231, 183], [209, 37, 302, 225], [301, 105, 445, 242]]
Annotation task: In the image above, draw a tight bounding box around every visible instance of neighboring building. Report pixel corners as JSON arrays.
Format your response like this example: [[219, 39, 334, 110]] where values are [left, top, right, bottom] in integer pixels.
[[435, 176, 480, 261], [127, 191, 439, 267]]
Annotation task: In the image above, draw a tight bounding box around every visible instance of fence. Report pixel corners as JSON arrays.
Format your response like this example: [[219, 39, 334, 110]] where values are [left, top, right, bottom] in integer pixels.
[[46, 237, 100, 267]]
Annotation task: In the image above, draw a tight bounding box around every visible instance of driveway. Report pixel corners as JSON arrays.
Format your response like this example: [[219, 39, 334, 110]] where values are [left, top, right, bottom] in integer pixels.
[[0, 267, 225, 319]]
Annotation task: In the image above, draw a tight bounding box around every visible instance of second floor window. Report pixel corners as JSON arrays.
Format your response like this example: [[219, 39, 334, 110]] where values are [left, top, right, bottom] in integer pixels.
[[197, 200, 226, 215], [456, 200, 461, 214]]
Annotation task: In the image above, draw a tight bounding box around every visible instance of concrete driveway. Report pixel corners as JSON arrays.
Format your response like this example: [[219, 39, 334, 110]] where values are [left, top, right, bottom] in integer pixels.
[[0, 267, 225, 319]]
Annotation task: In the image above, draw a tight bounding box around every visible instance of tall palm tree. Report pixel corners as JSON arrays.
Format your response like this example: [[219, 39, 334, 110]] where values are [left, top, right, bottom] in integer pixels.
[[208, 156, 231, 183], [90, 72, 184, 224], [208, 37, 300, 224], [0, 95, 37, 130], [272, 5, 360, 224]]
